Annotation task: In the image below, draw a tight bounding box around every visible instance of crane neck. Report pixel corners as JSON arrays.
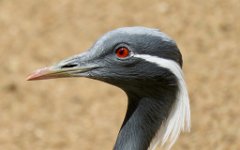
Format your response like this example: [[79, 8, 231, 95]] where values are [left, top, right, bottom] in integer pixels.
[[114, 93, 176, 150]]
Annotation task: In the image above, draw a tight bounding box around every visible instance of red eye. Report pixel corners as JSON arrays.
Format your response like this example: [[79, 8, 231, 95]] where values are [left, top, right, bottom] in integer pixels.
[[116, 47, 130, 58]]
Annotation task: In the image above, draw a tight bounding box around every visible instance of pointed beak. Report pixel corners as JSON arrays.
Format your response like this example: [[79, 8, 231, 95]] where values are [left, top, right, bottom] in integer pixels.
[[27, 67, 60, 81], [27, 53, 98, 81], [26, 66, 91, 81]]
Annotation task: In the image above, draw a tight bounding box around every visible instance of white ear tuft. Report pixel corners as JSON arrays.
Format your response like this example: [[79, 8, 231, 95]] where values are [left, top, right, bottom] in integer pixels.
[[135, 54, 191, 150]]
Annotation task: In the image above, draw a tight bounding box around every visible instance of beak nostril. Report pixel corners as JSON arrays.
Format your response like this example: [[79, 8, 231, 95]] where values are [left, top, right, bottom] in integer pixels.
[[61, 63, 78, 69]]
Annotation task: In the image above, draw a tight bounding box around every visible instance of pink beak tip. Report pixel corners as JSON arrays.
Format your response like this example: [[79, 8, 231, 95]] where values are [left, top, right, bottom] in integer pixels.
[[26, 67, 50, 81]]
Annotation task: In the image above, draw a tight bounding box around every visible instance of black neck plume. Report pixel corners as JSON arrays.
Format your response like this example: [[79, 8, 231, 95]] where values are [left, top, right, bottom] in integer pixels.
[[113, 93, 176, 150]]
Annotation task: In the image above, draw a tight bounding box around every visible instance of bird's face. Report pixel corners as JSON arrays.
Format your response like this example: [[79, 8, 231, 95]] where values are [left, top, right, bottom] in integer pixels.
[[27, 27, 182, 95]]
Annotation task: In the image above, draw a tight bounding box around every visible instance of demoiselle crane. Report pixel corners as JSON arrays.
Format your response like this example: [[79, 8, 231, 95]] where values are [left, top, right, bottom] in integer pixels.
[[27, 27, 190, 150]]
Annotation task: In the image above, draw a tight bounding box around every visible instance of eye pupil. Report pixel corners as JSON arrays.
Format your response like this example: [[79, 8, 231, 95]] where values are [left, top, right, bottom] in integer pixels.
[[116, 47, 130, 58]]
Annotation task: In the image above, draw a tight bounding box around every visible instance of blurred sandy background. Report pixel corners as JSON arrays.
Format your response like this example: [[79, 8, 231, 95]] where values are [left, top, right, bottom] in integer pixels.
[[0, 0, 239, 150]]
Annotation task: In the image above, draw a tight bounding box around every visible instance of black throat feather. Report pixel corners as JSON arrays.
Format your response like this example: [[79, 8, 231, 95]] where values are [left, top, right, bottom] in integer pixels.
[[113, 75, 178, 150]]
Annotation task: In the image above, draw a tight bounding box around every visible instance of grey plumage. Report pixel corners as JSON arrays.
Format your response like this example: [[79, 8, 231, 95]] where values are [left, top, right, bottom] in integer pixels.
[[27, 27, 190, 150]]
